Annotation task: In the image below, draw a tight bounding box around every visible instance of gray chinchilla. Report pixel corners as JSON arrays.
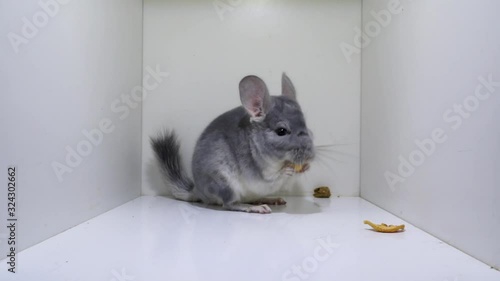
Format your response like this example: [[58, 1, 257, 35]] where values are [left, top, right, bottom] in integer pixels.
[[151, 73, 315, 214]]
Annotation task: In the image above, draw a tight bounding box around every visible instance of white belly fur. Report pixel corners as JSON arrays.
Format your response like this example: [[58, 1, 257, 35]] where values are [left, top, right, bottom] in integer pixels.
[[233, 163, 291, 202]]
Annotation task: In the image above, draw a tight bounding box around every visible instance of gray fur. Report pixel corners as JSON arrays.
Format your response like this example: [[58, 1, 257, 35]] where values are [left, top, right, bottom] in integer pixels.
[[151, 73, 315, 213], [150, 131, 198, 202]]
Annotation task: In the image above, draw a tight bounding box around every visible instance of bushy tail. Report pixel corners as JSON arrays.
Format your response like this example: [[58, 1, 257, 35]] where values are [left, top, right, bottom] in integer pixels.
[[150, 130, 198, 202]]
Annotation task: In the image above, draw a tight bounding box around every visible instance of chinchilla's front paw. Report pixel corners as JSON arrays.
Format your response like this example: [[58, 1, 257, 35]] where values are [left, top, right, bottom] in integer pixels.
[[284, 166, 295, 176]]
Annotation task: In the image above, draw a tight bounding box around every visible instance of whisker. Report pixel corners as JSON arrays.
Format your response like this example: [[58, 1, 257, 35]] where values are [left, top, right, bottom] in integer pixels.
[[317, 150, 356, 158], [315, 143, 357, 148], [315, 151, 349, 164], [314, 155, 337, 171], [315, 145, 355, 152]]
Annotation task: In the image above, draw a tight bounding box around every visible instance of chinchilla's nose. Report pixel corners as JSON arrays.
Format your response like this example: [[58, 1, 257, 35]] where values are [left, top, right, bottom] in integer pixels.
[[298, 128, 313, 138], [297, 130, 309, 137]]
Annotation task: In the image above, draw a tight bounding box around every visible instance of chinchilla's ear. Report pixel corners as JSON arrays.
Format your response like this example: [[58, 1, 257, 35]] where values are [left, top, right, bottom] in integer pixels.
[[281, 72, 296, 100], [239, 75, 271, 122]]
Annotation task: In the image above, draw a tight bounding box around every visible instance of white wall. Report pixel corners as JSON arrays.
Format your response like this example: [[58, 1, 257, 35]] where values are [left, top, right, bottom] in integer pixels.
[[142, 0, 361, 197], [0, 0, 143, 252], [361, 0, 500, 269]]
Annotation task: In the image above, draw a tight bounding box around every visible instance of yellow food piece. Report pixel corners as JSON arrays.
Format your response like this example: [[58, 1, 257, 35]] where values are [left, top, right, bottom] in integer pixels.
[[283, 161, 306, 173], [293, 164, 303, 172], [364, 220, 405, 233], [313, 186, 331, 198]]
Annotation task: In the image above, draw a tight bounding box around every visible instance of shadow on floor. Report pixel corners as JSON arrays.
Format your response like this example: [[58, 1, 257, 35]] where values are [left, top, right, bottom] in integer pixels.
[[170, 196, 328, 215]]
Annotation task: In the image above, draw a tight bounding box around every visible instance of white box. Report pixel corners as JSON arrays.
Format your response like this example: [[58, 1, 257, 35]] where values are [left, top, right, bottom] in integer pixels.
[[0, 0, 499, 279]]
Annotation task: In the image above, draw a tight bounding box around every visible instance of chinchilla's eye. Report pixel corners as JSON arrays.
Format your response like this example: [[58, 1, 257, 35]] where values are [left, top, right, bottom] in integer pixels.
[[275, 127, 289, 136]]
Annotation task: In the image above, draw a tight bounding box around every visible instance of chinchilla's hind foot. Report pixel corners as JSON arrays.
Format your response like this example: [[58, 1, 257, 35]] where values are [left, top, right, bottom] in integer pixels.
[[223, 203, 272, 214]]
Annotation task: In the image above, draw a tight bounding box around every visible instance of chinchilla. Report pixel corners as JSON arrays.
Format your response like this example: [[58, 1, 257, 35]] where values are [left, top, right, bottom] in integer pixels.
[[151, 73, 315, 214]]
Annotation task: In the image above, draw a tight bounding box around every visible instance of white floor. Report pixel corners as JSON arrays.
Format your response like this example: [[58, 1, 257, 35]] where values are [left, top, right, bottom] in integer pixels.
[[1, 196, 499, 281]]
